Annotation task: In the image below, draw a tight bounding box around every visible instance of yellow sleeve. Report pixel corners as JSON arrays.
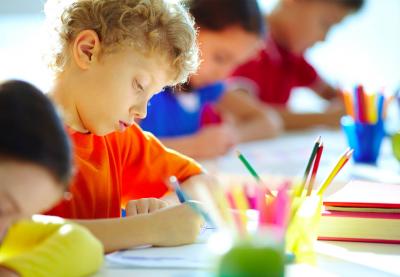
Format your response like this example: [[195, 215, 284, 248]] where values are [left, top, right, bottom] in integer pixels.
[[0, 215, 103, 277]]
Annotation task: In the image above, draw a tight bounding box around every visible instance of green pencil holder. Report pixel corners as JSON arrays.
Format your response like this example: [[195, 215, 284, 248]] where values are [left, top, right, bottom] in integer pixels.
[[212, 230, 285, 277], [392, 132, 400, 163], [285, 195, 323, 264]]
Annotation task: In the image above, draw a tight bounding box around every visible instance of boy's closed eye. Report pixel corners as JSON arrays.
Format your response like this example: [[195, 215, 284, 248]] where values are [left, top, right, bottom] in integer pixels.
[[213, 52, 231, 65], [133, 79, 144, 93]]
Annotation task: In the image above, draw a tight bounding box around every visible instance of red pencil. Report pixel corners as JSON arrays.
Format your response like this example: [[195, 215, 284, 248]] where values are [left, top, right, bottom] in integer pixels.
[[306, 143, 324, 196], [356, 85, 367, 123]]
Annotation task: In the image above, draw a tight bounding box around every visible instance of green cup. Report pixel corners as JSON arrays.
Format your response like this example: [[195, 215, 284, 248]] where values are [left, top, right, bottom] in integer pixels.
[[392, 132, 400, 162], [216, 231, 285, 277]]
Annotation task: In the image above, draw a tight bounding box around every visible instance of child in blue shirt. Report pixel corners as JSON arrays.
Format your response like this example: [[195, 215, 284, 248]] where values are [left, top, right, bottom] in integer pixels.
[[140, 0, 283, 159]]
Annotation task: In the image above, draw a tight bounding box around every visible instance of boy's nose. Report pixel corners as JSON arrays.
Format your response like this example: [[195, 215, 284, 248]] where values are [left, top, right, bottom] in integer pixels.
[[133, 109, 147, 119], [319, 31, 328, 43]]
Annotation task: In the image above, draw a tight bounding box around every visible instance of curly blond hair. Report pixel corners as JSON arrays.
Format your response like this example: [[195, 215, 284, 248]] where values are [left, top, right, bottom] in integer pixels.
[[44, 0, 199, 85]]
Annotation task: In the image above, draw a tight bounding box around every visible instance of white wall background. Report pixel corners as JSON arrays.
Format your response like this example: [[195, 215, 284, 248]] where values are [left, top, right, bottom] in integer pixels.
[[0, 0, 399, 98]]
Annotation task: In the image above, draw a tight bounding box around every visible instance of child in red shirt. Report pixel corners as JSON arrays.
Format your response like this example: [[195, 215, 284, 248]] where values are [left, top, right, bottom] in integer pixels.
[[233, 0, 364, 130]]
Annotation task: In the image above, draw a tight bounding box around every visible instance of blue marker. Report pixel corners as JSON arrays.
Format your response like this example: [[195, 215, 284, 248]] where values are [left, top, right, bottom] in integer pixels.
[[169, 176, 215, 227]]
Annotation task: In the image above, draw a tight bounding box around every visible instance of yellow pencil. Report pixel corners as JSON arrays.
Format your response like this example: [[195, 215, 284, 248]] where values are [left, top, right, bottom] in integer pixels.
[[231, 185, 250, 231], [213, 185, 235, 227], [367, 93, 377, 124], [317, 148, 353, 195]]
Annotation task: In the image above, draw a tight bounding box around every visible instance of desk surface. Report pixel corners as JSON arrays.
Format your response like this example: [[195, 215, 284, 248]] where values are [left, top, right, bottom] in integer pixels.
[[97, 129, 400, 277]]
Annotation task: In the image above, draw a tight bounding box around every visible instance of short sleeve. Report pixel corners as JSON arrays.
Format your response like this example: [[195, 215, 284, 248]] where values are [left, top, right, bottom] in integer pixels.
[[110, 124, 203, 206], [295, 57, 319, 88], [198, 82, 226, 103]]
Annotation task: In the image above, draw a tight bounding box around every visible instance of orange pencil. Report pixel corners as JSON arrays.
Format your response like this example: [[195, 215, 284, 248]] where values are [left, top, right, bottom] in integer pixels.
[[342, 90, 354, 118]]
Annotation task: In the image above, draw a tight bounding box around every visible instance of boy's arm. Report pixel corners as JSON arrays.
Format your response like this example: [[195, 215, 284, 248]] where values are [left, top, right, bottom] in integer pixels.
[[311, 78, 341, 101], [75, 204, 202, 252], [160, 88, 283, 159], [273, 102, 344, 130], [216, 89, 283, 142], [159, 124, 240, 160]]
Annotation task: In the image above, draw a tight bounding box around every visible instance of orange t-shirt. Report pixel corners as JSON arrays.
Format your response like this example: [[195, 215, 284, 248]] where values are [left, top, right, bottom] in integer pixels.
[[46, 123, 202, 219]]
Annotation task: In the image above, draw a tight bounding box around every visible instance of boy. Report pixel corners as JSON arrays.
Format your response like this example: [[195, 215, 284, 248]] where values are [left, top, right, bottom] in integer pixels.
[[43, 0, 207, 252], [232, 0, 364, 130], [0, 80, 103, 277], [140, 0, 283, 160]]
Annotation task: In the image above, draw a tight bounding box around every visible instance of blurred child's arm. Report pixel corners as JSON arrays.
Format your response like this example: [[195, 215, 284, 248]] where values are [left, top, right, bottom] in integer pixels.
[[310, 78, 341, 101], [274, 101, 344, 130], [160, 124, 239, 159], [0, 217, 103, 277], [160, 88, 283, 159], [75, 204, 202, 252], [216, 90, 283, 142]]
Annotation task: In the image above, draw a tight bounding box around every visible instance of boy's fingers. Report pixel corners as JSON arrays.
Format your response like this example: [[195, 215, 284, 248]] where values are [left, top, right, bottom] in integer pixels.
[[127, 204, 138, 216], [148, 199, 159, 213], [137, 199, 149, 214], [158, 200, 168, 210]]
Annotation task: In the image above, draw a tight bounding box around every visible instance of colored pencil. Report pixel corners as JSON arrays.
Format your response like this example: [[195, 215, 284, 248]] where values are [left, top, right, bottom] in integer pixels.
[[236, 150, 273, 196], [306, 143, 323, 196], [236, 150, 261, 181], [355, 85, 366, 123], [317, 148, 353, 195], [342, 90, 354, 119], [377, 93, 385, 122], [168, 176, 215, 226], [297, 136, 321, 196]]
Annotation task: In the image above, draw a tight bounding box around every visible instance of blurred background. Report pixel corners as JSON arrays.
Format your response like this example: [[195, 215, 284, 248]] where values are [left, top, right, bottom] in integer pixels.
[[0, 0, 399, 120]]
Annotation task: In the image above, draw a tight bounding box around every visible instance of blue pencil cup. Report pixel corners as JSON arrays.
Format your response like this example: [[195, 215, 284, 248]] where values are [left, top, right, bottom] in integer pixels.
[[341, 116, 385, 164]]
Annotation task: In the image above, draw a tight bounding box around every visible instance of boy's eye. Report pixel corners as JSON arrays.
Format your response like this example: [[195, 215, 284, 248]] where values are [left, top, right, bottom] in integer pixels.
[[133, 80, 144, 92], [213, 53, 229, 64]]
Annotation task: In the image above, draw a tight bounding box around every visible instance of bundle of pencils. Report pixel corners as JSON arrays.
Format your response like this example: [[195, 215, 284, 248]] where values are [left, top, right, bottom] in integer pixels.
[[168, 138, 353, 242], [342, 85, 387, 124], [234, 138, 353, 233]]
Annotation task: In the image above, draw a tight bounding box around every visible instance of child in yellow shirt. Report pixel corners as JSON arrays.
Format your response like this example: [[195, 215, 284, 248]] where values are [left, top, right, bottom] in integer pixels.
[[0, 80, 103, 277]]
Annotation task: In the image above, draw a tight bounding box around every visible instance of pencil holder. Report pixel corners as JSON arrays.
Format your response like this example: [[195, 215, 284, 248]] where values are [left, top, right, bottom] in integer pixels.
[[212, 229, 285, 277], [285, 195, 323, 264], [341, 116, 385, 164], [392, 132, 400, 163]]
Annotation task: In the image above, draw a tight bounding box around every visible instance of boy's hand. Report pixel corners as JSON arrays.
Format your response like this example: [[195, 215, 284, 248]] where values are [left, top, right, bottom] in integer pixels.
[[194, 123, 239, 159], [149, 204, 203, 246], [125, 198, 168, 216]]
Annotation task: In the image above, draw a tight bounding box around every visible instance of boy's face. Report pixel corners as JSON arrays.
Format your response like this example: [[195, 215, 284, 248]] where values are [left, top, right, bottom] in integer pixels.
[[72, 47, 172, 135], [276, 0, 352, 54], [0, 161, 63, 236], [190, 26, 261, 88]]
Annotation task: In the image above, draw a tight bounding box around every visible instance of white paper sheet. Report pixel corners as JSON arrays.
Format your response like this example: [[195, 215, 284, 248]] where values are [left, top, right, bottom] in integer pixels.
[[106, 227, 216, 269]]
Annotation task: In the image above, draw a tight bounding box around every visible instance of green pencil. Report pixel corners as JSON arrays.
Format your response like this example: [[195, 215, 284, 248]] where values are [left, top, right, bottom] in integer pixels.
[[236, 150, 261, 181], [297, 136, 321, 196], [236, 150, 273, 196]]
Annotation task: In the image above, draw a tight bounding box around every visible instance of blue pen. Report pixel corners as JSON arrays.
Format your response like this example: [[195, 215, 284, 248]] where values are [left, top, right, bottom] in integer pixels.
[[168, 176, 215, 227]]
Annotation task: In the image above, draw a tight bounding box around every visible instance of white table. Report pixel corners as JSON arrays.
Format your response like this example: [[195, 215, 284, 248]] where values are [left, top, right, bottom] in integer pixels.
[[97, 129, 400, 276]]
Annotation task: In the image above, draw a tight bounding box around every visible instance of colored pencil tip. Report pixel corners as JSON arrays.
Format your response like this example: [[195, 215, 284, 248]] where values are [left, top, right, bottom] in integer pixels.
[[169, 176, 180, 190], [346, 149, 354, 158]]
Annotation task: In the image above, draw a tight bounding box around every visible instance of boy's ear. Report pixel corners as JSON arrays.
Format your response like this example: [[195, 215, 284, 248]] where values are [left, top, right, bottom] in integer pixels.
[[72, 30, 101, 70]]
